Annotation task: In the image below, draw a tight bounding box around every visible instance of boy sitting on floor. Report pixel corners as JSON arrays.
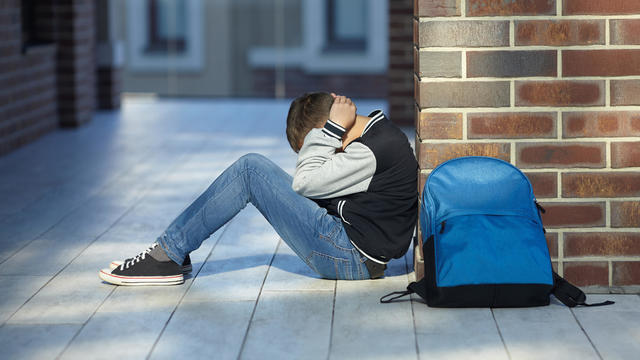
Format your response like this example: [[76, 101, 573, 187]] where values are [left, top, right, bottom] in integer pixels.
[[99, 92, 417, 285]]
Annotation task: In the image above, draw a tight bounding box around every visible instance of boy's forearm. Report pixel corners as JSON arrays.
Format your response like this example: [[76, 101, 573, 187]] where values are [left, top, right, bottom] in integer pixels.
[[293, 125, 376, 199]]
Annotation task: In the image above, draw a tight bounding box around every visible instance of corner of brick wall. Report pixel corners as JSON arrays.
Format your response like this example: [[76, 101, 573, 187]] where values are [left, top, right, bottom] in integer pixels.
[[53, 0, 96, 127], [414, 0, 640, 293], [388, 0, 415, 126]]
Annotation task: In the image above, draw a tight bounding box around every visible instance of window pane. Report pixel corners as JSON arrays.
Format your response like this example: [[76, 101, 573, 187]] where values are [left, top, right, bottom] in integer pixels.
[[156, 0, 186, 39], [333, 0, 366, 40]]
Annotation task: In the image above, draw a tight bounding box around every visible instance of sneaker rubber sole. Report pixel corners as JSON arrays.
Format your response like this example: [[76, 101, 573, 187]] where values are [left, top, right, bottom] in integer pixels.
[[99, 269, 184, 286], [109, 260, 192, 274]]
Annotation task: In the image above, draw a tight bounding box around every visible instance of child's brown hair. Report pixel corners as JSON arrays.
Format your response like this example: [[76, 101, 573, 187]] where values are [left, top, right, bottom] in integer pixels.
[[286, 92, 334, 153]]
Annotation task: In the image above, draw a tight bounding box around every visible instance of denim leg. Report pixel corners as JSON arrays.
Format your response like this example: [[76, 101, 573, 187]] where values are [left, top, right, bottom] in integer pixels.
[[157, 153, 370, 280]]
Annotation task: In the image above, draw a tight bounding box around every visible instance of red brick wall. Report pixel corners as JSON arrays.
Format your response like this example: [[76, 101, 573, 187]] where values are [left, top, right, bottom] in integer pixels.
[[414, 0, 640, 292], [0, 0, 57, 156]]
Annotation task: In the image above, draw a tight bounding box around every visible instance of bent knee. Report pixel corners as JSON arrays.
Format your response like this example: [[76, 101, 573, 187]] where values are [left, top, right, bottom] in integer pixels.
[[236, 153, 271, 170]]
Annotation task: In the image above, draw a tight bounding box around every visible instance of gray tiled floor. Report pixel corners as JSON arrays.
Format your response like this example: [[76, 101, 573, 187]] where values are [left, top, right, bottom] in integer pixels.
[[0, 98, 638, 360]]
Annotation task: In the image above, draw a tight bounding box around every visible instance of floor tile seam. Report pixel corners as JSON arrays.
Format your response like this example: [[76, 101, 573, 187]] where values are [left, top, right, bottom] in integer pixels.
[[0, 130, 171, 225], [2, 200, 149, 326], [0, 137, 188, 267], [2, 137, 210, 326], [490, 309, 513, 360], [146, 219, 234, 359], [55, 286, 117, 360], [55, 135, 219, 359], [0, 107, 208, 238], [0, 141, 157, 222], [570, 308, 605, 360], [326, 280, 338, 360], [236, 240, 281, 360]]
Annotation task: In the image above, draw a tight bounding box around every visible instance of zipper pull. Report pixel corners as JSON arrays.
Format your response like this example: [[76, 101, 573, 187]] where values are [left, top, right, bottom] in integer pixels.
[[440, 220, 446, 234], [535, 201, 546, 214]]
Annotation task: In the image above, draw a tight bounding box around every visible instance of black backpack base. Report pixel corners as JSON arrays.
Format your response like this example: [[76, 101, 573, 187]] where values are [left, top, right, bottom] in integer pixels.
[[407, 279, 553, 308]]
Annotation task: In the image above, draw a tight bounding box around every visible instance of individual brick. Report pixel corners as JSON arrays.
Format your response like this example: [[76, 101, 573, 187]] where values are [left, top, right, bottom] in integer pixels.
[[468, 112, 556, 139], [565, 232, 640, 257], [611, 142, 640, 168], [415, 0, 461, 17], [564, 0, 640, 15], [417, 81, 510, 108], [418, 142, 510, 168], [515, 81, 605, 107], [417, 112, 463, 139], [517, 142, 605, 169], [524, 172, 558, 198], [415, 20, 509, 47], [613, 262, 640, 286], [563, 262, 609, 287], [562, 172, 640, 197], [467, 0, 555, 16], [611, 80, 640, 106], [610, 19, 640, 45], [563, 112, 640, 138], [515, 20, 604, 46], [611, 201, 640, 228], [546, 232, 559, 258], [466, 51, 556, 78], [415, 50, 461, 78], [563, 50, 640, 77], [539, 202, 605, 228]]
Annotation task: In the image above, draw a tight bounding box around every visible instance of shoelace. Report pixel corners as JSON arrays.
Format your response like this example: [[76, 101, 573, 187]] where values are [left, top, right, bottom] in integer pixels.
[[120, 243, 158, 270]]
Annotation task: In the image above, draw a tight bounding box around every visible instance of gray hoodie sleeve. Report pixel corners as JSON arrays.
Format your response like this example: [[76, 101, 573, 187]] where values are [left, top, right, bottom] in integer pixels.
[[292, 120, 376, 199]]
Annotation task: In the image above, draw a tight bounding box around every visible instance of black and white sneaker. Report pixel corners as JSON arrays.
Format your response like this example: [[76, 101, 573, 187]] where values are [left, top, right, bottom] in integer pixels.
[[109, 250, 192, 274], [99, 245, 184, 286]]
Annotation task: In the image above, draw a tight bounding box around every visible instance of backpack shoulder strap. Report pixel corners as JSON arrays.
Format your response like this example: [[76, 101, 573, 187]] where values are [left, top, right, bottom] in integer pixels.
[[380, 280, 423, 303], [552, 271, 615, 307]]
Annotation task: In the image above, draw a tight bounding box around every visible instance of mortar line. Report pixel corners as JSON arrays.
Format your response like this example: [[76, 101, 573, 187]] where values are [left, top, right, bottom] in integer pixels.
[[53, 139, 212, 357], [557, 49, 562, 78], [557, 111, 562, 139], [558, 231, 564, 276], [605, 19, 610, 46], [418, 45, 640, 51], [461, 51, 467, 78], [510, 80, 515, 107], [557, 0, 562, 16], [418, 15, 640, 21], [418, 105, 640, 111], [462, 112, 468, 140], [509, 20, 515, 47], [609, 261, 613, 288]]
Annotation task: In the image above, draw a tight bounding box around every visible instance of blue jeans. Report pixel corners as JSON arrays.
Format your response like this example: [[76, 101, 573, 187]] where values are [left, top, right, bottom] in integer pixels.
[[157, 153, 370, 280]]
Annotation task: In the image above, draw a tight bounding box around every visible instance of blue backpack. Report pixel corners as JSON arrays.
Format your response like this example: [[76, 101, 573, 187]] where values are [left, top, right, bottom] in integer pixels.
[[381, 156, 613, 308]]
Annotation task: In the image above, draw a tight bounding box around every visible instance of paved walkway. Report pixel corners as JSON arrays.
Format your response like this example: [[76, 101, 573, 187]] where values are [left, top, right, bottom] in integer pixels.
[[0, 98, 638, 360]]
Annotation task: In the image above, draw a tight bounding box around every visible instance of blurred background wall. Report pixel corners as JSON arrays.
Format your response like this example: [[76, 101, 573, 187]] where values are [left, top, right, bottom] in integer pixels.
[[1, 0, 416, 156]]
